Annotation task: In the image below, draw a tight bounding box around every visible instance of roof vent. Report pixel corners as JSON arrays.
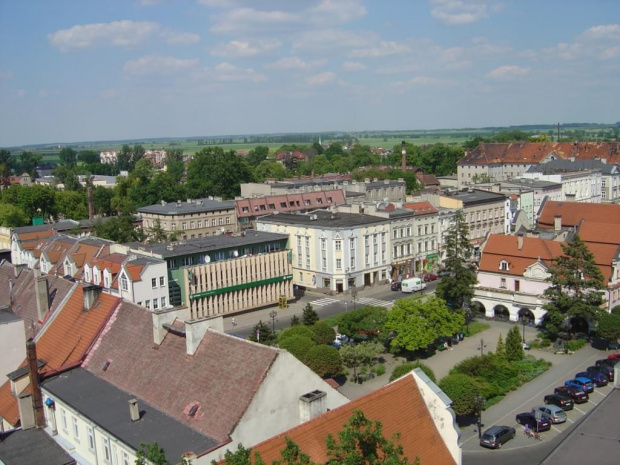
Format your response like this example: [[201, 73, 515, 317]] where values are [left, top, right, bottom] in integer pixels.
[[189, 404, 199, 416], [129, 399, 140, 422], [102, 360, 111, 371]]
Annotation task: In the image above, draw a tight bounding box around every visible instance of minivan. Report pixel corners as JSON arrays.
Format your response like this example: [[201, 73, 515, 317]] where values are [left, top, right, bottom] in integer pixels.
[[480, 425, 516, 449]]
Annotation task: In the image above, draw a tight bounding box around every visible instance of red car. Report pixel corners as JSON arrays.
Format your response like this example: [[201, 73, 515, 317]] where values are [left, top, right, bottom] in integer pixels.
[[423, 273, 438, 282], [608, 353, 620, 361]]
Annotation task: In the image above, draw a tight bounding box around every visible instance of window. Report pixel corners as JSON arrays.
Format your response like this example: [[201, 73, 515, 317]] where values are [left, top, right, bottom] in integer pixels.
[[326, 196, 332, 202], [226, 217, 231, 224], [104, 276, 110, 288], [335, 240, 342, 251], [182, 222, 188, 230], [316, 198, 323, 204], [424, 225, 428, 235], [153, 299, 159, 310], [280, 202, 287, 208], [500, 278, 506, 289], [61, 408, 68, 432], [500, 260, 509, 271], [103, 437, 111, 463], [161, 297, 166, 307], [350, 238, 355, 249], [159, 276, 165, 286], [152, 278, 157, 288], [120, 275, 128, 291], [417, 226, 422, 235], [219, 217, 224, 225], [72, 417, 79, 441], [321, 239, 326, 250], [87, 427, 95, 451], [171, 222, 176, 230], [305, 199, 311, 206], [145, 300, 151, 309], [336, 259, 342, 269], [268, 203, 276, 209], [514, 280, 520, 292], [190, 221, 195, 229], [212, 219, 216, 226], [122, 451, 130, 465]]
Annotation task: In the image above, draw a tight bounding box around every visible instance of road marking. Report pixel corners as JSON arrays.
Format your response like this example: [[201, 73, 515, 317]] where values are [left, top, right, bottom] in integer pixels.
[[356, 297, 392, 308], [588, 399, 598, 406], [565, 417, 574, 423], [573, 406, 586, 414], [552, 426, 562, 433], [593, 389, 606, 396], [310, 298, 339, 307]]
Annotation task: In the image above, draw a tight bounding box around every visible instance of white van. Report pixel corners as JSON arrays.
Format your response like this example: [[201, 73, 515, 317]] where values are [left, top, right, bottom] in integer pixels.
[[401, 277, 426, 293]]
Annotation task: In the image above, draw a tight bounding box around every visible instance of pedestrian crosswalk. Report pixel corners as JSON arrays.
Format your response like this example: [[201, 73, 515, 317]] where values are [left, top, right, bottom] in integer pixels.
[[356, 297, 393, 308], [310, 297, 340, 307]]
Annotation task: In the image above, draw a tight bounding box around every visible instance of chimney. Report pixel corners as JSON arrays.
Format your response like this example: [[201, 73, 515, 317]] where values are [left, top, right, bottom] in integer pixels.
[[17, 394, 36, 430], [87, 186, 94, 219], [185, 316, 224, 355], [401, 140, 406, 173], [554, 215, 562, 231], [14, 263, 26, 278], [34, 274, 50, 321], [83, 284, 103, 311], [517, 233, 524, 250], [129, 399, 140, 421], [299, 390, 327, 423], [26, 339, 45, 428]]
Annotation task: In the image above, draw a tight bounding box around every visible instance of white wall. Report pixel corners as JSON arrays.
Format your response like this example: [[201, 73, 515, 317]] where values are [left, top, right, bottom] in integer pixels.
[[0, 318, 26, 384], [132, 262, 169, 310]]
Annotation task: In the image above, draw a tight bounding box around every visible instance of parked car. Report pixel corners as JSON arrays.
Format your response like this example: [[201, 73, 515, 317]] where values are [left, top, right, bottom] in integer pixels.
[[437, 268, 450, 277], [608, 353, 620, 361], [576, 370, 608, 387], [609, 340, 619, 350], [565, 377, 594, 394], [543, 393, 574, 410], [523, 342, 531, 350], [588, 365, 614, 382], [423, 273, 438, 282], [532, 405, 567, 424], [595, 358, 620, 369], [480, 425, 516, 449], [390, 281, 402, 291], [554, 385, 589, 403], [515, 412, 551, 432], [591, 337, 617, 350]]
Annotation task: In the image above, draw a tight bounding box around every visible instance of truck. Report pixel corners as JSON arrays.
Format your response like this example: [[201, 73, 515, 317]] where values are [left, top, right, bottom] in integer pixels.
[[400, 277, 426, 293]]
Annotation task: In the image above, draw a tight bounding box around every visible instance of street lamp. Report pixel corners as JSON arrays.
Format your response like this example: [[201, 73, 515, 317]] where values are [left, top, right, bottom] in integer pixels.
[[521, 316, 527, 343], [478, 338, 487, 357], [351, 290, 358, 311], [269, 310, 278, 333], [475, 395, 485, 439]]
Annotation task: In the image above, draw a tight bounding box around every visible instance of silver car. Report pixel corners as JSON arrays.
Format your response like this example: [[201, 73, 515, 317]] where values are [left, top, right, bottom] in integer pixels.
[[532, 405, 567, 424]]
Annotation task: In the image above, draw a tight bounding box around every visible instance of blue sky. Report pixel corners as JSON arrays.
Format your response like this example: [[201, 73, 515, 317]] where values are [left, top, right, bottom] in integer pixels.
[[0, 0, 619, 147]]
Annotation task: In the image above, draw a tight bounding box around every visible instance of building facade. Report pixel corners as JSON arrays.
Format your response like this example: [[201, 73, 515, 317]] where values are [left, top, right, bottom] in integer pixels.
[[402, 201, 440, 273]]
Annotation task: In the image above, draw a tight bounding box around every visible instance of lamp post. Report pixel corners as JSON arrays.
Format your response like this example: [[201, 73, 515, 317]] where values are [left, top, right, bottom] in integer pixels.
[[479, 338, 486, 357], [521, 316, 527, 343], [351, 290, 357, 311], [475, 395, 485, 439], [269, 310, 278, 333]]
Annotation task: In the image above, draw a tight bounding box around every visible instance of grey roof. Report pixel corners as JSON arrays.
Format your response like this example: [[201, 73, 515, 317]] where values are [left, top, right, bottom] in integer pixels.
[[126, 229, 288, 259], [137, 198, 235, 215], [364, 180, 406, 189], [7, 360, 46, 381], [0, 428, 76, 465], [13, 220, 80, 235], [442, 189, 506, 206], [503, 178, 562, 189], [381, 208, 414, 219], [258, 210, 389, 228], [526, 159, 620, 175], [0, 307, 21, 324], [42, 368, 217, 461]]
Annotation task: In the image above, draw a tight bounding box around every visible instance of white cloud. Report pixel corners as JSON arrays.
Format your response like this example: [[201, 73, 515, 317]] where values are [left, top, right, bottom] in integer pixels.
[[162, 30, 201, 45], [123, 56, 199, 76], [265, 57, 327, 70], [99, 89, 118, 99], [210, 8, 299, 34], [580, 24, 620, 41], [214, 62, 267, 82], [307, 0, 366, 26], [350, 40, 410, 58], [341, 61, 367, 71], [293, 29, 372, 54], [211, 38, 281, 57], [430, 0, 494, 25], [375, 64, 420, 75], [392, 76, 444, 88], [305, 71, 337, 86], [601, 45, 620, 59], [48, 20, 159, 52], [485, 65, 531, 79]]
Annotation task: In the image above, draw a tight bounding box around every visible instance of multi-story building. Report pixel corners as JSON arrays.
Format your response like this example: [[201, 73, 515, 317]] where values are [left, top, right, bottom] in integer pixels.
[[457, 141, 620, 188], [128, 231, 291, 313], [256, 210, 391, 294], [138, 197, 238, 240], [99, 151, 117, 164], [436, 207, 457, 263], [402, 201, 440, 273], [235, 189, 346, 230]]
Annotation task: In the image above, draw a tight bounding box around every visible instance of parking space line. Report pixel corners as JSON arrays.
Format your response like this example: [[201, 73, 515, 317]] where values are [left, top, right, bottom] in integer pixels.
[[573, 407, 586, 414], [565, 417, 574, 423], [593, 390, 606, 396], [552, 426, 562, 433], [588, 399, 598, 406]]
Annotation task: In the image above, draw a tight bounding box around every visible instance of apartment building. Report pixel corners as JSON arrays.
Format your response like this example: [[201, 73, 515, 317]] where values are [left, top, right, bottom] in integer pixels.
[[402, 201, 440, 273]]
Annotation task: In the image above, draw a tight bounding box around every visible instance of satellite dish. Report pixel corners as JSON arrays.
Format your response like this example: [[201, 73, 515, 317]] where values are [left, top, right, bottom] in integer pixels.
[[205, 255, 211, 263], [233, 250, 239, 257]]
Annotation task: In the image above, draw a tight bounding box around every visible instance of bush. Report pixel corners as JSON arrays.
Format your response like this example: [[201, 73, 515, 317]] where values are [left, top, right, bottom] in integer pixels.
[[304, 345, 342, 378], [278, 336, 316, 362], [279, 325, 315, 343], [372, 364, 386, 376], [566, 338, 587, 352], [438, 374, 483, 416], [302, 303, 319, 326], [529, 338, 552, 349], [311, 322, 336, 345], [390, 361, 436, 383], [464, 321, 490, 337]]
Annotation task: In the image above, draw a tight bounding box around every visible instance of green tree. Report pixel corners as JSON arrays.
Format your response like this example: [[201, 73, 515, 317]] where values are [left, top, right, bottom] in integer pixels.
[[165, 149, 185, 182], [302, 303, 319, 326], [337, 306, 388, 341], [384, 296, 464, 353], [436, 210, 477, 309], [246, 146, 269, 167], [248, 320, 277, 346], [495, 333, 505, 357], [438, 373, 483, 416], [389, 361, 436, 383], [325, 410, 415, 465], [78, 150, 100, 165], [186, 147, 254, 199], [135, 442, 169, 465], [311, 322, 336, 345], [117, 144, 133, 171], [505, 325, 524, 361], [58, 147, 78, 169], [273, 437, 316, 465], [17, 151, 42, 178], [93, 214, 141, 243], [279, 336, 316, 362], [339, 341, 384, 380], [92, 186, 115, 216], [290, 315, 301, 326], [0, 149, 14, 184], [0, 203, 30, 227], [542, 235, 605, 334], [55, 190, 88, 220], [279, 325, 315, 342], [304, 345, 342, 378], [254, 161, 288, 181], [596, 312, 620, 342], [215, 443, 266, 465]]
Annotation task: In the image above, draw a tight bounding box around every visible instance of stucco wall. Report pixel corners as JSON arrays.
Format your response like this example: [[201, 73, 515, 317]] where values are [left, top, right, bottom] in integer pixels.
[[0, 318, 26, 384]]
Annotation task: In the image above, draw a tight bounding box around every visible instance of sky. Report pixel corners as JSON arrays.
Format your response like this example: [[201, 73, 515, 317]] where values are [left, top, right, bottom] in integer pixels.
[[0, 0, 619, 147]]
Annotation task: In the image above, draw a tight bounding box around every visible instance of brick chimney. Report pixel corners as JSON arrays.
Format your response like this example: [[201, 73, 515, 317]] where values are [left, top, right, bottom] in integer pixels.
[[517, 233, 524, 250], [26, 339, 45, 428], [401, 141, 406, 173], [299, 390, 327, 424], [83, 284, 103, 311]]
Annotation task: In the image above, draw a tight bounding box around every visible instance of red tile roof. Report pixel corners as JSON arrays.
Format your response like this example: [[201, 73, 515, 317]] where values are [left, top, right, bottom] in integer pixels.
[[248, 374, 456, 465], [538, 201, 620, 229], [417, 173, 440, 186], [458, 142, 620, 166], [84, 303, 279, 443], [235, 190, 346, 218], [402, 201, 438, 216], [276, 151, 307, 161]]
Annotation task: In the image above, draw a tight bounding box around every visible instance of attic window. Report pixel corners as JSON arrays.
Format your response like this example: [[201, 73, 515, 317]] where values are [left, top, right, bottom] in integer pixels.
[[499, 260, 509, 271]]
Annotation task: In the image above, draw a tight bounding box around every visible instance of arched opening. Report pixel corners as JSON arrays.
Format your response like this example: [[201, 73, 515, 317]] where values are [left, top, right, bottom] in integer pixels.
[[471, 301, 486, 319], [518, 308, 535, 326], [493, 304, 510, 322], [569, 317, 590, 335]]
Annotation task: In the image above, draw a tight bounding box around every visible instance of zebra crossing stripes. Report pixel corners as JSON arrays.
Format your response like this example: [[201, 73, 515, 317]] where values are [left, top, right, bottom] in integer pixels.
[[356, 297, 392, 308], [310, 297, 340, 307]]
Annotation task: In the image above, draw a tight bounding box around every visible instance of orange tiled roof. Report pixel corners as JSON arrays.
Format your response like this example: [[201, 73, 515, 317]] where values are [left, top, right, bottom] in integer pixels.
[[578, 222, 620, 246], [538, 201, 620, 229], [249, 374, 456, 465], [125, 264, 144, 282], [402, 201, 438, 216], [458, 142, 620, 166], [0, 382, 32, 426]]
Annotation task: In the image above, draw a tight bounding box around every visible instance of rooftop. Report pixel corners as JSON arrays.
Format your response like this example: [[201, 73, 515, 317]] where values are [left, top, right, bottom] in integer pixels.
[[43, 368, 217, 461], [525, 158, 618, 175], [137, 198, 235, 215], [442, 189, 507, 205], [0, 427, 76, 465], [538, 200, 620, 229], [257, 210, 389, 228]]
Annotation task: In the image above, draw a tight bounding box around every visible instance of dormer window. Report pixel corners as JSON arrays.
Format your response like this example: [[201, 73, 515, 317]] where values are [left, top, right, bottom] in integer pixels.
[[499, 260, 509, 271]]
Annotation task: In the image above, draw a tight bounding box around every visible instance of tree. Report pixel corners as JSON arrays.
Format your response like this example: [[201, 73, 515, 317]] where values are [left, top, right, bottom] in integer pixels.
[[438, 373, 483, 416], [215, 443, 266, 465], [302, 303, 319, 326], [58, 147, 78, 169], [339, 341, 384, 380], [146, 219, 170, 243], [325, 410, 416, 465], [246, 146, 269, 167], [93, 214, 141, 243], [135, 442, 169, 465], [290, 315, 301, 326], [505, 325, 524, 361], [278, 336, 316, 363], [78, 150, 100, 165], [248, 320, 277, 346], [311, 322, 336, 345], [337, 306, 388, 341], [0, 203, 30, 227], [186, 147, 254, 199], [304, 345, 342, 378], [17, 151, 42, 178], [165, 149, 185, 182], [384, 296, 464, 353], [495, 332, 506, 357], [254, 161, 288, 181], [436, 210, 477, 309], [279, 325, 315, 342], [542, 235, 605, 334], [596, 312, 620, 342], [0, 149, 14, 184], [389, 361, 435, 383]]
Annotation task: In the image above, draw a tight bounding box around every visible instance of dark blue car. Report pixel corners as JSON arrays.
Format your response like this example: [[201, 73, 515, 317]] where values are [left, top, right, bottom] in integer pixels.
[[576, 371, 608, 387], [565, 377, 594, 393]]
